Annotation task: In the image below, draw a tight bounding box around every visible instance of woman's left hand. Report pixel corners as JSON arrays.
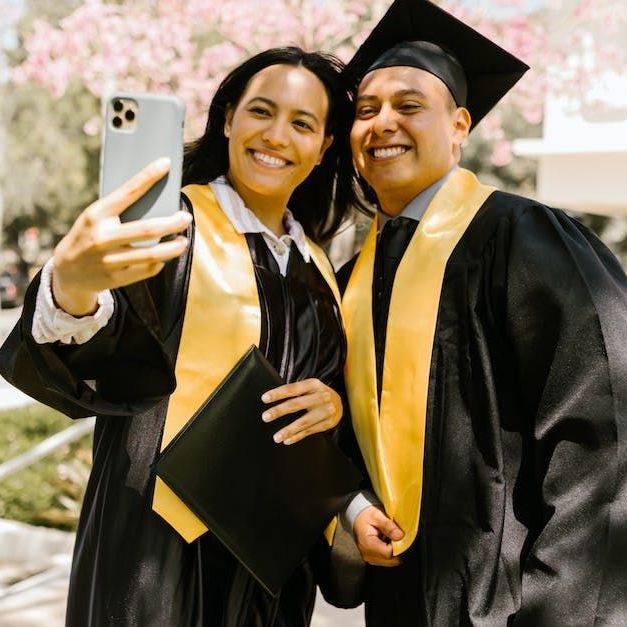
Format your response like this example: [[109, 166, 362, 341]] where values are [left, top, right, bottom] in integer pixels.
[[261, 379, 343, 445]]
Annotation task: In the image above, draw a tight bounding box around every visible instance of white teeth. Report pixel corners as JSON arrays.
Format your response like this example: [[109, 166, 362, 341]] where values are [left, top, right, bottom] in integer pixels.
[[371, 146, 409, 159], [252, 151, 288, 167]]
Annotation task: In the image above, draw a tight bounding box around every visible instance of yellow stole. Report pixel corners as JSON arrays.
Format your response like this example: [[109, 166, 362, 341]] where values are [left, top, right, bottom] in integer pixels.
[[342, 168, 495, 554], [152, 183, 341, 542]]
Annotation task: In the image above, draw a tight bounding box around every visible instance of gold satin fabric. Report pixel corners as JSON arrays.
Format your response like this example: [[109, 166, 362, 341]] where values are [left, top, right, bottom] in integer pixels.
[[152, 183, 341, 543], [342, 169, 495, 554]]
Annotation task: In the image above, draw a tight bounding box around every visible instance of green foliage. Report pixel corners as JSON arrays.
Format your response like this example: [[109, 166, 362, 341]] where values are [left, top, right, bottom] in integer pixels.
[[0, 403, 92, 530], [22, 0, 82, 26], [1, 81, 100, 246]]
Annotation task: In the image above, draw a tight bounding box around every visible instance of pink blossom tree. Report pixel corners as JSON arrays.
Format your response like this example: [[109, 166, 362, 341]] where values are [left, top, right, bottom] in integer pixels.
[[8, 0, 627, 161], [10, 0, 386, 137]]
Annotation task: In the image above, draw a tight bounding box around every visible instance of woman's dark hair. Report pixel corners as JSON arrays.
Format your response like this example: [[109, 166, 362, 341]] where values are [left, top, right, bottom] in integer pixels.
[[183, 46, 367, 243]]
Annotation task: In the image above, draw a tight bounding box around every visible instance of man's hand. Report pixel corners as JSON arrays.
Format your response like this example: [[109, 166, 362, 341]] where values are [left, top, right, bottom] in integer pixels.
[[353, 505, 404, 567], [261, 379, 343, 445], [53, 158, 192, 316]]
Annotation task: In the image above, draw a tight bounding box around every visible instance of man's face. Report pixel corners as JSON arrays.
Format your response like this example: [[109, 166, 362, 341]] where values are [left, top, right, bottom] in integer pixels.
[[350, 66, 470, 215]]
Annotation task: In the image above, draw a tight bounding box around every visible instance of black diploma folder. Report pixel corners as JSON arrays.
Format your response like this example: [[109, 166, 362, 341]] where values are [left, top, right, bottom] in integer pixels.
[[155, 346, 361, 596]]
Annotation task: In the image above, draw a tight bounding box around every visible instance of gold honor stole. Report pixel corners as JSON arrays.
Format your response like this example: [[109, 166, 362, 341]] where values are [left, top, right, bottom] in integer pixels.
[[152, 183, 341, 542], [342, 168, 495, 555]]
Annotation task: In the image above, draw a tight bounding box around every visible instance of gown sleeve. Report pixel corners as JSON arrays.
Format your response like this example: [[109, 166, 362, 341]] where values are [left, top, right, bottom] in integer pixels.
[[502, 203, 627, 625], [0, 269, 178, 419], [0, 210, 195, 420]]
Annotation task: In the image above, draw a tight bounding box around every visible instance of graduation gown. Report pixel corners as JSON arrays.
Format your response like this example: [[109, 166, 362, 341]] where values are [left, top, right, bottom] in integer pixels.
[[0, 193, 346, 627], [339, 187, 627, 626]]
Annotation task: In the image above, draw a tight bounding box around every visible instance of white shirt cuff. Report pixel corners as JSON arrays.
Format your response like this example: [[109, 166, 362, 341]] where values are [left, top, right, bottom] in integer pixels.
[[32, 259, 115, 345], [341, 490, 383, 537]]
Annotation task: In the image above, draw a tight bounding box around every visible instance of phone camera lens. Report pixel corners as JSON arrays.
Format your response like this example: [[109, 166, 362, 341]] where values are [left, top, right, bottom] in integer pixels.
[[112, 116, 123, 128], [125, 110, 135, 122], [113, 100, 124, 112]]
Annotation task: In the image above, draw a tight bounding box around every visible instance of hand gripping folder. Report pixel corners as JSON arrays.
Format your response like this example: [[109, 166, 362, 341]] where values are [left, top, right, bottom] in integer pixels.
[[155, 346, 361, 596]]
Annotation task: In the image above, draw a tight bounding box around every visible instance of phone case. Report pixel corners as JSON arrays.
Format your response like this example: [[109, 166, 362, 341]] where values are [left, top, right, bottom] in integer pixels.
[[100, 92, 185, 223]]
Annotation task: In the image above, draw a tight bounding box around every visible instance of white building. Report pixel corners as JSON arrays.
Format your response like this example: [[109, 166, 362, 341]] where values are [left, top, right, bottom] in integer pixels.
[[514, 86, 627, 217], [513, 3, 627, 218]]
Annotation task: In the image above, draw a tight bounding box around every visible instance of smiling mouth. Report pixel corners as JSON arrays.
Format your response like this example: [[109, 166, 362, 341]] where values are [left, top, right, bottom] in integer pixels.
[[367, 146, 410, 160], [248, 149, 292, 168]]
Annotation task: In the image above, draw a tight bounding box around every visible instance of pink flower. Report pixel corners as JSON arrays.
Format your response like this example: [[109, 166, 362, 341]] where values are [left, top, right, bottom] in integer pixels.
[[9, 0, 627, 143], [83, 116, 101, 137], [491, 139, 513, 167]]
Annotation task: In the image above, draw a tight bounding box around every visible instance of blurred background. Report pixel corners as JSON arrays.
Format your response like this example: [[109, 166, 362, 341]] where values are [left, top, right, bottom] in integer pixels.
[[0, 0, 625, 624]]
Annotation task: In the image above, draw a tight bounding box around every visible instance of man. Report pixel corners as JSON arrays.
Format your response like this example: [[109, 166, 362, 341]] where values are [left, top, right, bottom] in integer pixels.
[[338, 0, 627, 624]]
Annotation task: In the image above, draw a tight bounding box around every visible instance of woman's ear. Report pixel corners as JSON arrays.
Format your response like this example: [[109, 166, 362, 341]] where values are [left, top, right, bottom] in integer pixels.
[[316, 135, 334, 165], [224, 107, 233, 139]]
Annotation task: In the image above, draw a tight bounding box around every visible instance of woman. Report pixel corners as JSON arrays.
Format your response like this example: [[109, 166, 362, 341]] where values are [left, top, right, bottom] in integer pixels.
[[0, 48, 359, 626]]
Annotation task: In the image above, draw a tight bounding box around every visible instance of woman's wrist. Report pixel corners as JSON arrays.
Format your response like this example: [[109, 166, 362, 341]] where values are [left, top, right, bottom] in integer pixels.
[[51, 266, 99, 317]]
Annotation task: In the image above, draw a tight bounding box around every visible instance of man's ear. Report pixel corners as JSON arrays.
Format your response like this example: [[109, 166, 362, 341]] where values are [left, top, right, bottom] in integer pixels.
[[452, 107, 471, 147], [316, 135, 334, 165], [224, 107, 234, 138]]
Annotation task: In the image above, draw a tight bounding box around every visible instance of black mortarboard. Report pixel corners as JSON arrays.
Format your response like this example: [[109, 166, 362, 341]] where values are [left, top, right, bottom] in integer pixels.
[[346, 0, 530, 129]]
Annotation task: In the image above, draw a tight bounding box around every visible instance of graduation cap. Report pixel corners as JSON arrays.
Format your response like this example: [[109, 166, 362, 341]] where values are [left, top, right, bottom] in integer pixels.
[[346, 0, 530, 129]]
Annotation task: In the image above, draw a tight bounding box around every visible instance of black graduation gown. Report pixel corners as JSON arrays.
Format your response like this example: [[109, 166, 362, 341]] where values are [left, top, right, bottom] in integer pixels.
[[338, 192, 627, 626], [0, 200, 346, 627]]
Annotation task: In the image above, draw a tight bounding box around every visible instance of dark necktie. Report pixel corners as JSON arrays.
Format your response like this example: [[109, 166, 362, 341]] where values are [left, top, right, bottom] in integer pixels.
[[373, 217, 419, 403]]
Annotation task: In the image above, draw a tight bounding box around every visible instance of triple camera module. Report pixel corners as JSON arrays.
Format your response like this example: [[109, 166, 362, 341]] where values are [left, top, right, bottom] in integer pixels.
[[110, 98, 137, 130]]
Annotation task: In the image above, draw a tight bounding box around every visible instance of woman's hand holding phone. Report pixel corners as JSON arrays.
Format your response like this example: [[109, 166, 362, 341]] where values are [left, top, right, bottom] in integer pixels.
[[52, 158, 191, 316]]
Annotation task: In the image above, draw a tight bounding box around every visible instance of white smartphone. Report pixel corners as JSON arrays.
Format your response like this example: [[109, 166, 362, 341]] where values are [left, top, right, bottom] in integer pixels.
[[100, 92, 186, 225]]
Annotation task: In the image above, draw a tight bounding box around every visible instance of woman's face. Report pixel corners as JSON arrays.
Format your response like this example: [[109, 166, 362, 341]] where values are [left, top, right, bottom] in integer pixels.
[[224, 64, 333, 209]]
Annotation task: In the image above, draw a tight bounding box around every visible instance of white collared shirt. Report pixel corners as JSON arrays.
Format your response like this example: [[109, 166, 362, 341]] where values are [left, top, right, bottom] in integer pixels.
[[210, 176, 310, 274], [32, 180, 311, 345]]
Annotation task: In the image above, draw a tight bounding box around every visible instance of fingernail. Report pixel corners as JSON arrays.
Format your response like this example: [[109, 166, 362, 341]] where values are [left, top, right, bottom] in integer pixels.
[[154, 157, 171, 169], [261, 411, 271, 422], [391, 529, 403, 540], [261, 393, 270, 403], [284, 438, 293, 445], [181, 213, 193, 222], [273, 432, 283, 443]]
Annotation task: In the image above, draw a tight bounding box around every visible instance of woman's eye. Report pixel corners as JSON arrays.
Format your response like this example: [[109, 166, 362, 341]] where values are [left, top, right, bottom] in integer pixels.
[[293, 119, 314, 131], [356, 107, 376, 118], [249, 106, 270, 116]]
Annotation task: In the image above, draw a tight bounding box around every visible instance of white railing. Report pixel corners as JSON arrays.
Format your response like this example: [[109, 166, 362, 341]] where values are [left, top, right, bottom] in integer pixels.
[[0, 414, 95, 605], [0, 418, 95, 482]]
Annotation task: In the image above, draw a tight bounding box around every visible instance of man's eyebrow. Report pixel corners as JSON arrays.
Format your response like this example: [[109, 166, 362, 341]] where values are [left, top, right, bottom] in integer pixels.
[[394, 89, 428, 99], [246, 97, 320, 123], [356, 89, 428, 101]]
